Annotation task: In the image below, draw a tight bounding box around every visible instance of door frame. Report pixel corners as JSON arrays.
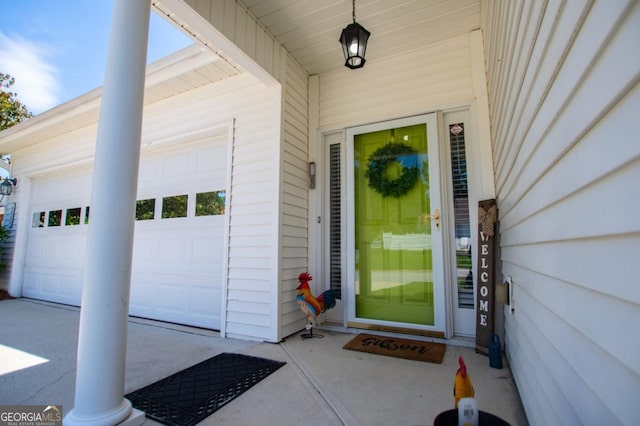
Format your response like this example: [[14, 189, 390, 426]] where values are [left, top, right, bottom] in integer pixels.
[[346, 114, 446, 334], [313, 107, 490, 339], [441, 109, 477, 337]]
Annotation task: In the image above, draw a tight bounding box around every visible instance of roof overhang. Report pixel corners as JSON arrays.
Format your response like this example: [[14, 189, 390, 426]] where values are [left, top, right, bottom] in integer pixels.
[[0, 43, 241, 154]]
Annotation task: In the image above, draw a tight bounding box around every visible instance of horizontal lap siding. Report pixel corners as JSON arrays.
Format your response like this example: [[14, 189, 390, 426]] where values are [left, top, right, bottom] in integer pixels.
[[224, 76, 280, 341], [279, 55, 309, 339], [11, 127, 97, 177], [184, 0, 282, 82], [482, 0, 640, 424], [9, 72, 281, 342], [319, 35, 473, 129]]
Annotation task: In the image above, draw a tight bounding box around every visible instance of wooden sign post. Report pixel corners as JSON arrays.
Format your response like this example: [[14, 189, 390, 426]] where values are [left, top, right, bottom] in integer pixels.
[[476, 199, 497, 354]]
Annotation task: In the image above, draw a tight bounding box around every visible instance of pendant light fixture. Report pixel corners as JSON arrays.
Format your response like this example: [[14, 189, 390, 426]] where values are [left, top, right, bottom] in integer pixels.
[[339, 0, 370, 69]]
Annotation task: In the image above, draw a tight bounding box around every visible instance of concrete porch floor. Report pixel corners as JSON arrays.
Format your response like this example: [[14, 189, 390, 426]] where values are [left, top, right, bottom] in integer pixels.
[[0, 298, 528, 425]]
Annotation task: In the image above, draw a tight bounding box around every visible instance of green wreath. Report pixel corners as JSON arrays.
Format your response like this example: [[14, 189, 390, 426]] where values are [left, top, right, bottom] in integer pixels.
[[364, 142, 419, 197]]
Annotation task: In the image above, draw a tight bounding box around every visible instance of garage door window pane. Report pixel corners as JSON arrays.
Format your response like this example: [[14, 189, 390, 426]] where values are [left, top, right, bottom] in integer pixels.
[[66, 207, 82, 225], [162, 195, 188, 218], [32, 212, 45, 228], [136, 198, 155, 220], [48, 210, 62, 227], [84, 206, 90, 224], [195, 191, 225, 216]]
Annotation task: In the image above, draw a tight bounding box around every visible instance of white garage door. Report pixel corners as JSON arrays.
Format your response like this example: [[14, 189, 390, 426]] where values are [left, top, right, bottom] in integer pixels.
[[22, 136, 228, 329]]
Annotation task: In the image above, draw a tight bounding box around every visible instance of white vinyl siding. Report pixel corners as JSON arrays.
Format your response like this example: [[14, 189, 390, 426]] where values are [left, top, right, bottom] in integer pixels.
[[9, 71, 282, 341], [482, 1, 640, 425], [175, 0, 284, 84], [278, 54, 310, 339], [9, 126, 98, 178], [315, 32, 495, 334], [319, 34, 473, 129], [220, 76, 280, 342]]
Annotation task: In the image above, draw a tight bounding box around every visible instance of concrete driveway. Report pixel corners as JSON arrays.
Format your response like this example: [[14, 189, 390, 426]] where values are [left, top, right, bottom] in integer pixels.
[[0, 298, 527, 425]]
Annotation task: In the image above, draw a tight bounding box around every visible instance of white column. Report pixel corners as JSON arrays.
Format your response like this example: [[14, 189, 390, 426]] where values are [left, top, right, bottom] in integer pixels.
[[64, 1, 150, 425]]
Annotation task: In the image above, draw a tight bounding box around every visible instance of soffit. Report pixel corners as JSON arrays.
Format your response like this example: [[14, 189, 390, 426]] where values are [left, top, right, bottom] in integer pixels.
[[0, 44, 240, 152], [241, 0, 481, 76]]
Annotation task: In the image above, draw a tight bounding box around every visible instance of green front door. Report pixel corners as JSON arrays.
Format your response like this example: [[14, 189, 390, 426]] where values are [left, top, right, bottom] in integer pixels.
[[347, 114, 445, 331]]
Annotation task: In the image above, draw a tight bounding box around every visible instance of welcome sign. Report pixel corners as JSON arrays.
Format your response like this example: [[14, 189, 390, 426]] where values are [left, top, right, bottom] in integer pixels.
[[476, 199, 497, 354]]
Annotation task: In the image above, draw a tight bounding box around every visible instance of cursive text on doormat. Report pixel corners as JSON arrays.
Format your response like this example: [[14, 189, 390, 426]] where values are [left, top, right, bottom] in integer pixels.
[[343, 333, 446, 364]]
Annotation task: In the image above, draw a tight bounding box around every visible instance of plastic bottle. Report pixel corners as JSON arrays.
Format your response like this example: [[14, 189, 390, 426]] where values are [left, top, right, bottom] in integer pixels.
[[457, 397, 479, 426]]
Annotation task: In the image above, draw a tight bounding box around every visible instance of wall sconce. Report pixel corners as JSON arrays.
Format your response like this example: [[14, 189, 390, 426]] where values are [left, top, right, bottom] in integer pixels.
[[308, 162, 316, 189], [0, 177, 17, 196], [339, 0, 370, 69]]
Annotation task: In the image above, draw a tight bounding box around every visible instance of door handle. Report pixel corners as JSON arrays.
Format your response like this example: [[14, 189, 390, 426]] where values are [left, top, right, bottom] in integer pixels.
[[423, 209, 440, 229]]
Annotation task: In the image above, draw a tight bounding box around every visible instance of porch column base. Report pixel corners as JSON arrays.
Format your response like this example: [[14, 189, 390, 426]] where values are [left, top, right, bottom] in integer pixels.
[[63, 400, 145, 426], [117, 407, 145, 426]]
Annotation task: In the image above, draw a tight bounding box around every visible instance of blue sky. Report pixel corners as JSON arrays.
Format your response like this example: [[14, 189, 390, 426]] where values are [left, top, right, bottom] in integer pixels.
[[0, 1, 194, 115]]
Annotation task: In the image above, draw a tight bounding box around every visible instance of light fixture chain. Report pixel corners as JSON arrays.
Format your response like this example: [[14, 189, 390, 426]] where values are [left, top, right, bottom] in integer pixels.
[[352, 0, 356, 22]]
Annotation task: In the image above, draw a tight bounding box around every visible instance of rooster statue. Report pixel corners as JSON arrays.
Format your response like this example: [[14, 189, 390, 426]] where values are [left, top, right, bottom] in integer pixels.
[[454, 356, 475, 407], [296, 272, 336, 339]]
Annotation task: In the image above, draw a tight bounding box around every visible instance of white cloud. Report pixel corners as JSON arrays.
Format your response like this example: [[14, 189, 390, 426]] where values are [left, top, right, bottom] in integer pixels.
[[0, 32, 60, 114]]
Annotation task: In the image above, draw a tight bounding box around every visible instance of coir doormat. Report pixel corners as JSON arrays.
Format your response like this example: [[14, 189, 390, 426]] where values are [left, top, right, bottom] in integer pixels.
[[343, 333, 446, 364], [126, 352, 286, 426]]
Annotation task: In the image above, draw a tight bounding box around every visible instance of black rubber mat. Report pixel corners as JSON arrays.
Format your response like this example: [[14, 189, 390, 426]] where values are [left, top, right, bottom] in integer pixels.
[[126, 352, 286, 426]]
